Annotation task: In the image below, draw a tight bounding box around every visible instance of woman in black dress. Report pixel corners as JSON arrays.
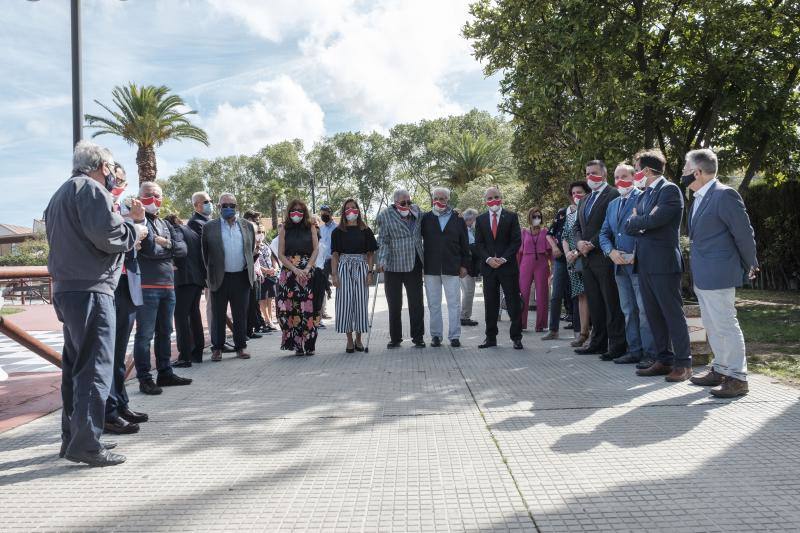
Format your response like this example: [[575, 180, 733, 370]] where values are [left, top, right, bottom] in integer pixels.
[[276, 200, 320, 355], [331, 199, 378, 353]]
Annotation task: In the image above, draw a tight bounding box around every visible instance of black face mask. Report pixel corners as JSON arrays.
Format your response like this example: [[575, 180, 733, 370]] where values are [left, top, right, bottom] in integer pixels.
[[320, 214, 331, 223], [680, 171, 696, 188], [104, 171, 116, 192]]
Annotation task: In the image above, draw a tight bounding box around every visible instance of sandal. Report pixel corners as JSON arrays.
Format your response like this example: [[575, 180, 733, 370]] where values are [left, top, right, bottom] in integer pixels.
[[354, 342, 364, 352], [346, 344, 355, 354], [570, 333, 589, 348]]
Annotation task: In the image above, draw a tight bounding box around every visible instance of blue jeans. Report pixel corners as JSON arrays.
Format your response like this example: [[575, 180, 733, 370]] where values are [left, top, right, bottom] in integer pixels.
[[615, 268, 656, 358], [134, 288, 176, 382], [54, 291, 115, 455], [548, 260, 569, 331]]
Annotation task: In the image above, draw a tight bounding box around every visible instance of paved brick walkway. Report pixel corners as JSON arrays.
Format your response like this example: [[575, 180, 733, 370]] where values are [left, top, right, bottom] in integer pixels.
[[1, 288, 799, 532]]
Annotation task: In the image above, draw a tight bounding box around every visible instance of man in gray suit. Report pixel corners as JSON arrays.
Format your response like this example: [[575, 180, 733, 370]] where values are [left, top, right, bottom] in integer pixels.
[[376, 188, 426, 348], [202, 193, 257, 361], [684, 149, 758, 397]]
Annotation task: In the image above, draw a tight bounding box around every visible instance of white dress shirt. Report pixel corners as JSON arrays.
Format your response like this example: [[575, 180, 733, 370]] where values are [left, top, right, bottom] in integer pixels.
[[692, 178, 718, 220], [221, 218, 246, 273]]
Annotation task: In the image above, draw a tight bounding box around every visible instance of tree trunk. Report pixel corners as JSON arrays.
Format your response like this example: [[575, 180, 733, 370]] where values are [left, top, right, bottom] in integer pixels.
[[136, 145, 157, 185], [270, 196, 278, 231]]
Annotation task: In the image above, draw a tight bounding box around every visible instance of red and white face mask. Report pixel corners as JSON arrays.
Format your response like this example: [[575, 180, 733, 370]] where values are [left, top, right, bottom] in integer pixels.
[[633, 170, 648, 189], [572, 193, 585, 205], [140, 194, 162, 214], [486, 198, 502, 212], [345, 208, 360, 222], [289, 210, 303, 223], [615, 177, 634, 196], [586, 174, 605, 191], [432, 200, 448, 213], [395, 202, 411, 217]]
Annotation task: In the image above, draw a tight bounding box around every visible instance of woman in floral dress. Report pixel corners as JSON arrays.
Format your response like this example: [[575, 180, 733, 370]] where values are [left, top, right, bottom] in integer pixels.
[[562, 181, 592, 348], [276, 199, 320, 355]]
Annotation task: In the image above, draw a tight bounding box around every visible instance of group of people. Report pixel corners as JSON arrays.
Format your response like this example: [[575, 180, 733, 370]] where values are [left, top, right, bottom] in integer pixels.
[[45, 139, 757, 468]]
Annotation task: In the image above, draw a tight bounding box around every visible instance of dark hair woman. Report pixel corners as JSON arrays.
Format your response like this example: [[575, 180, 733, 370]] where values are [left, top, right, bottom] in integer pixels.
[[517, 206, 551, 332], [330, 199, 378, 352], [277, 199, 320, 355], [562, 182, 591, 347]]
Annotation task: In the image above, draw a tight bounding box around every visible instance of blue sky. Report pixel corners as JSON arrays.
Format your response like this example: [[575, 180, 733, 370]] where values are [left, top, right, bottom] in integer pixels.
[[0, 0, 501, 227]]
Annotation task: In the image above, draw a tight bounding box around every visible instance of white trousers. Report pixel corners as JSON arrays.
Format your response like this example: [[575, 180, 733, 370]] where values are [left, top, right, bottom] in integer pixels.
[[425, 274, 462, 340], [694, 286, 748, 381], [460, 276, 476, 319]]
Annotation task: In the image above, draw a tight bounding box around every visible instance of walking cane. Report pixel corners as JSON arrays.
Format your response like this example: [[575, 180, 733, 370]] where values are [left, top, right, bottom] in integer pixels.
[[364, 271, 381, 353]]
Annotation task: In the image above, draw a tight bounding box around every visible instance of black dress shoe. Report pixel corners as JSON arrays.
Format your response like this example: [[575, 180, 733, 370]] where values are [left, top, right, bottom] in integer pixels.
[[65, 448, 126, 467], [387, 341, 402, 349], [606, 345, 627, 358], [412, 339, 426, 348], [248, 332, 263, 339], [139, 379, 162, 395], [450, 339, 461, 348], [478, 339, 497, 349], [60, 441, 116, 459], [636, 358, 655, 370], [460, 319, 478, 326], [513, 340, 524, 350], [119, 407, 149, 424], [614, 353, 642, 365], [104, 416, 139, 435], [598, 352, 617, 361], [575, 345, 605, 355], [191, 358, 204, 364], [172, 360, 192, 368], [156, 373, 193, 387], [431, 336, 442, 347]]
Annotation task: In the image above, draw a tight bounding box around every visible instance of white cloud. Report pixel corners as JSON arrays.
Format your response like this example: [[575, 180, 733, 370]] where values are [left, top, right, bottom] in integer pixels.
[[204, 75, 325, 155]]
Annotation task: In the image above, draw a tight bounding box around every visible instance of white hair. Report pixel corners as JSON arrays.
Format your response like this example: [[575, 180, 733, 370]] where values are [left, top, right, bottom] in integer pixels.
[[393, 188, 410, 202], [615, 163, 635, 175], [484, 186, 502, 199], [432, 186, 451, 200], [686, 148, 718, 176], [72, 140, 114, 175], [192, 191, 210, 205], [218, 192, 236, 203], [139, 181, 162, 196], [462, 208, 478, 219]]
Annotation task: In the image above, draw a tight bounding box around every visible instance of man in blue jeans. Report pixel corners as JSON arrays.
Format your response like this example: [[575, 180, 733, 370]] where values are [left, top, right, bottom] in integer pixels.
[[600, 163, 657, 365], [45, 140, 144, 466], [134, 181, 190, 395]]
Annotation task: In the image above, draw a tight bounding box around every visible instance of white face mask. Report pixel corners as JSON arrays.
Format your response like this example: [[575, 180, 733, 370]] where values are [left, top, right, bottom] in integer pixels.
[[290, 215, 302, 223], [531, 217, 541, 226], [144, 203, 159, 215], [488, 203, 502, 213], [633, 177, 648, 190], [345, 213, 359, 222]]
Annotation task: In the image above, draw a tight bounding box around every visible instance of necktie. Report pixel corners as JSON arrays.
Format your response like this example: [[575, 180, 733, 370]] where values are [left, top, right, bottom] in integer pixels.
[[584, 192, 597, 218], [491, 213, 498, 238], [617, 197, 627, 224]]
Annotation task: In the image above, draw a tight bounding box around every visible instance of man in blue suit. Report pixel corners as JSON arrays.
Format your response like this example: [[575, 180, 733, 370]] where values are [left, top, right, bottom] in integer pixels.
[[625, 149, 693, 382], [599, 163, 656, 365], [683, 149, 758, 398]]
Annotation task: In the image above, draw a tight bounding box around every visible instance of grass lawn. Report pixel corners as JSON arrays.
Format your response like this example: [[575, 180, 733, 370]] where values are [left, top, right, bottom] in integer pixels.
[[736, 289, 800, 383], [0, 306, 23, 316]]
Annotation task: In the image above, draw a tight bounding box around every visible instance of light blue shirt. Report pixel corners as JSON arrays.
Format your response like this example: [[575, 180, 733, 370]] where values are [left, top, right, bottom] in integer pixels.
[[467, 225, 475, 244], [436, 209, 452, 231], [221, 218, 246, 273], [319, 220, 337, 262]]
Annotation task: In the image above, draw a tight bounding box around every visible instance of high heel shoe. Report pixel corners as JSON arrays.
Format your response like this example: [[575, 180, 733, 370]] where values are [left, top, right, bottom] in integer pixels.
[[346, 344, 355, 354], [570, 333, 589, 347], [354, 342, 364, 352]]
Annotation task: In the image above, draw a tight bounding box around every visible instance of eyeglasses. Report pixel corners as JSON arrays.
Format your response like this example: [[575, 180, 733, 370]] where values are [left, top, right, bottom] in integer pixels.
[[220, 203, 237, 209], [433, 197, 448, 202], [201, 200, 211, 205], [395, 200, 410, 207], [143, 193, 162, 199]]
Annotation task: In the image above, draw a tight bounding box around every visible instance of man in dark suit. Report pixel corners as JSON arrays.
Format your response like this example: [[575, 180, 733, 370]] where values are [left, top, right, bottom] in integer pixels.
[[188, 191, 214, 335], [474, 186, 523, 350], [420, 187, 471, 348], [202, 193, 257, 362], [625, 149, 692, 382], [684, 148, 758, 397], [171, 213, 207, 367], [574, 160, 627, 358]]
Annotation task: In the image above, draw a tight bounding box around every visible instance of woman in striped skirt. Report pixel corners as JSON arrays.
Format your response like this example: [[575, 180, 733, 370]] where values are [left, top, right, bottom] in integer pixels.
[[331, 199, 378, 353]]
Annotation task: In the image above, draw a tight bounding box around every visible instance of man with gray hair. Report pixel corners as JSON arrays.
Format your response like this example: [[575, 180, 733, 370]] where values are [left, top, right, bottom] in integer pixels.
[[376, 188, 426, 348], [460, 208, 481, 327], [45, 140, 145, 466], [684, 148, 758, 397], [420, 187, 470, 347]]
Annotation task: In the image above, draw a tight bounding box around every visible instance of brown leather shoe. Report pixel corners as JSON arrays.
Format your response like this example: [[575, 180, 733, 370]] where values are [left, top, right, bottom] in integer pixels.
[[570, 333, 588, 347], [665, 367, 693, 382], [211, 349, 222, 362], [710, 377, 749, 398], [636, 361, 672, 376], [541, 331, 558, 341], [236, 349, 251, 359], [690, 369, 724, 387]]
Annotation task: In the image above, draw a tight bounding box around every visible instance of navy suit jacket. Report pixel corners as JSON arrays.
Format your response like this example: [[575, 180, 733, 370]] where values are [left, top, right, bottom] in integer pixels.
[[575, 185, 619, 267], [599, 189, 642, 275], [624, 178, 684, 275], [688, 180, 758, 290], [474, 209, 522, 276]]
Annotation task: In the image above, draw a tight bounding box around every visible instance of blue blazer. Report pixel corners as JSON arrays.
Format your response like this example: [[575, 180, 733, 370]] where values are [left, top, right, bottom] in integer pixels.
[[688, 180, 758, 290], [599, 189, 642, 275], [624, 178, 684, 275]]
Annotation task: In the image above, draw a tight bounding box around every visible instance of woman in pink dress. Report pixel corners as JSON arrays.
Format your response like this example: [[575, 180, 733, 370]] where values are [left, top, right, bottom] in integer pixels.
[[517, 207, 551, 331]]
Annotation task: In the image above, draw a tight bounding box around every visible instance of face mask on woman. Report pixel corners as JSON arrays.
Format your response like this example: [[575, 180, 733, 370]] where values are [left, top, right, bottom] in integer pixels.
[[531, 216, 542, 226], [320, 214, 331, 223], [345, 208, 359, 222], [289, 210, 303, 224], [572, 193, 585, 205]]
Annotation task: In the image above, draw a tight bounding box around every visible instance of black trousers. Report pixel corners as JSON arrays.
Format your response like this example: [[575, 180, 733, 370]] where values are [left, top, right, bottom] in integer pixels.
[[210, 271, 250, 351], [638, 272, 691, 368], [483, 265, 523, 341], [247, 282, 265, 334], [581, 257, 626, 351], [175, 284, 205, 362], [384, 259, 424, 343], [106, 275, 136, 419]]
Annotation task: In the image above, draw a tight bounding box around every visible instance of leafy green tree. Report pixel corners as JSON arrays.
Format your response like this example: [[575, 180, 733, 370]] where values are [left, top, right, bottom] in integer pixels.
[[434, 132, 508, 188], [85, 83, 209, 185]]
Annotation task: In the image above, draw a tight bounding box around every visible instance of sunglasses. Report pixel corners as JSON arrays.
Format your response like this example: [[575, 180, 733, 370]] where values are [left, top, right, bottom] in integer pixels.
[[220, 203, 237, 209], [201, 199, 211, 205]]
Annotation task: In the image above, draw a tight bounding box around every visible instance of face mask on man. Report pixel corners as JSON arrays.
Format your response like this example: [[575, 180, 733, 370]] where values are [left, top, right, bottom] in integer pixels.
[[395, 201, 411, 217], [616, 178, 634, 196], [681, 169, 697, 188], [320, 214, 331, 223], [432, 200, 448, 215], [110, 184, 126, 199], [140, 195, 162, 215], [486, 198, 502, 213], [202, 202, 213, 216], [220, 207, 236, 220], [289, 210, 303, 224], [633, 170, 648, 189], [345, 208, 359, 222], [104, 166, 116, 193], [586, 174, 605, 191]]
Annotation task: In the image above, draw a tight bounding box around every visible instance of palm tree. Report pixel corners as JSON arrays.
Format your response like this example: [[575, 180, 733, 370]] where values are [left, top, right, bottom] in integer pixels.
[[435, 132, 508, 188], [85, 83, 209, 184]]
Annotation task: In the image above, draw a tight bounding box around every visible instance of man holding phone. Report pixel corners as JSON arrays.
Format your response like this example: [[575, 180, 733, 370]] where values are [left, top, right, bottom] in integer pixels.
[[599, 163, 657, 366]]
